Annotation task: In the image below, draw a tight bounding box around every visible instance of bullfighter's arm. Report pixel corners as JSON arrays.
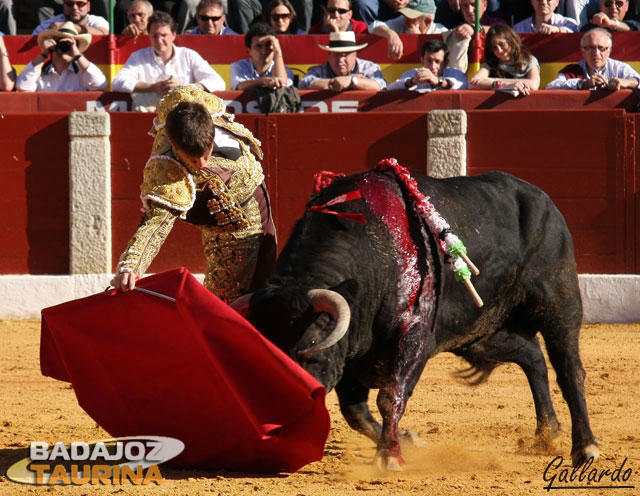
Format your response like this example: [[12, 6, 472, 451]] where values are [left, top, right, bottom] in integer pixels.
[[113, 204, 179, 289]]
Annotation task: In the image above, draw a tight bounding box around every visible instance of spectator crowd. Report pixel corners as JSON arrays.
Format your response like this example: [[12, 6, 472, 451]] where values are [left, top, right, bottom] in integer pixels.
[[0, 0, 639, 101]]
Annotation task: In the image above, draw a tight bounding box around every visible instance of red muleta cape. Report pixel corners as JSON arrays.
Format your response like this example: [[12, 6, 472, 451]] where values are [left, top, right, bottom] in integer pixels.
[[40, 267, 330, 473]]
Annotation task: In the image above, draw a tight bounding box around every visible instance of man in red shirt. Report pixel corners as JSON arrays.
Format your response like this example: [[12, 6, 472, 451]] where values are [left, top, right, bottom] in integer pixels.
[[309, 0, 368, 33]]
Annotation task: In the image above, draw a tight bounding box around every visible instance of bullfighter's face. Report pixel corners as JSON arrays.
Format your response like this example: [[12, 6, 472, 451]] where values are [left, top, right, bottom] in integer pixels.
[[328, 50, 357, 76]]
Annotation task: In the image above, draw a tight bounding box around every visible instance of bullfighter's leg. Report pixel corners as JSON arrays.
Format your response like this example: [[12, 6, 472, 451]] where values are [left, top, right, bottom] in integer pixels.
[[336, 374, 382, 443], [455, 330, 562, 441]]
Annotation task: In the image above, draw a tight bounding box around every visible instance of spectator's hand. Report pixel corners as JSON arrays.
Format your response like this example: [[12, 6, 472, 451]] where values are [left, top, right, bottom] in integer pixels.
[[454, 23, 474, 40], [590, 73, 608, 89], [608, 77, 623, 90], [41, 37, 57, 56], [111, 271, 137, 292], [152, 76, 180, 95], [328, 76, 351, 92], [326, 16, 340, 32], [511, 80, 532, 96], [387, 31, 403, 59], [539, 23, 560, 34], [413, 68, 438, 86], [261, 76, 285, 89], [62, 36, 82, 58], [267, 35, 282, 58], [591, 13, 614, 29], [122, 23, 145, 39], [448, 0, 461, 13]]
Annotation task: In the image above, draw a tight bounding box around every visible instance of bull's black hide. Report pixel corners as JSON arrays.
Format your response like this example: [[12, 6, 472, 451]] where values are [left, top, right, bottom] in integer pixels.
[[248, 170, 598, 470]]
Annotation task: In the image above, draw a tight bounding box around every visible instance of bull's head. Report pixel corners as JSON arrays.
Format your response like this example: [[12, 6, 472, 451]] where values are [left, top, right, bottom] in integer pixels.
[[236, 282, 355, 390]]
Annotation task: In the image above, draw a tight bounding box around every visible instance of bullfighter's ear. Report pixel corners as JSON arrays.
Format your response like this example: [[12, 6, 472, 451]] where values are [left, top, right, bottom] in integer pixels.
[[329, 279, 358, 305]]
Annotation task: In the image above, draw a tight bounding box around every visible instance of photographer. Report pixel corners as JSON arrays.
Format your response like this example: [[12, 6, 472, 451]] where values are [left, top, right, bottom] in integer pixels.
[[16, 21, 107, 92]]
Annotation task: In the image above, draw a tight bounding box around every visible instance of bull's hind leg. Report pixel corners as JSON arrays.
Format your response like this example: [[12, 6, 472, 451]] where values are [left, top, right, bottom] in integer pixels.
[[542, 328, 599, 465], [456, 330, 562, 442], [534, 276, 599, 465]]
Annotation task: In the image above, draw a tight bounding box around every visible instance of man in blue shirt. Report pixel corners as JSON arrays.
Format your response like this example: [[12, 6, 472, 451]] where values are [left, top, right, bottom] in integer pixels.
[[299, 31, 387, 91], [230, 22, 295, 90]]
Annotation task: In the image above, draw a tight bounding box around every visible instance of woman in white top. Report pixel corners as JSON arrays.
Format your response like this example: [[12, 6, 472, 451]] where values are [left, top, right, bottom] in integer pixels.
[[470, 24, 540, 96]]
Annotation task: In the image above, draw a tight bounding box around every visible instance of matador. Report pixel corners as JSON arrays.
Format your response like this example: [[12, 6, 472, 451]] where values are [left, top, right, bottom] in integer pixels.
[[113, 85, 276, 302]]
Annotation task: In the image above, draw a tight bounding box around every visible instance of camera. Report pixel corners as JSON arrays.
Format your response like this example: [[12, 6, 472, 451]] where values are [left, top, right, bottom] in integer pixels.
[[55, 40, 73, 54]]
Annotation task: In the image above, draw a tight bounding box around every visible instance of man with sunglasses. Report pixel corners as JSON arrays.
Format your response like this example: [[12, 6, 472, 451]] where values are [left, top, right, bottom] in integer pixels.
[[580, 0, 640, 30], [33, 0, 109, 35], [546, 28, 640, 89], [186, 0, 237, 34], [308, 0, 367, 33]]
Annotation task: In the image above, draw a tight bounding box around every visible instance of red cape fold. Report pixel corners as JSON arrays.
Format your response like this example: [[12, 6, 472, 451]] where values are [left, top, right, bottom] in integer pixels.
[[40, 267, 330, 473]]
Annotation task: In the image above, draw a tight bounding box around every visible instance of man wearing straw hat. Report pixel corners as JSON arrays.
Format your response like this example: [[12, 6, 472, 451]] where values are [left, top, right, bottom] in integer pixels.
[[16, 21, 107, 91], [298, 31, 386, 91]]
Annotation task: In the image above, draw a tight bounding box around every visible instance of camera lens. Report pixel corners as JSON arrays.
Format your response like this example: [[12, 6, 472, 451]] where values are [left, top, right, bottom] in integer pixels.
[[56, 40, 73, 54]]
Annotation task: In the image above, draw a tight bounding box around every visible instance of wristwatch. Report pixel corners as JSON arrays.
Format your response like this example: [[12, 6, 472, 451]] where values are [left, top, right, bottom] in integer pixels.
[[350, 75, 359, 89], [436, 77, 445, 88]]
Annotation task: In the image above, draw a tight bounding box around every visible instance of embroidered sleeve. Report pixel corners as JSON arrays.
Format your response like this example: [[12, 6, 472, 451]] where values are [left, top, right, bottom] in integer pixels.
[[116, 204, 178, 277]]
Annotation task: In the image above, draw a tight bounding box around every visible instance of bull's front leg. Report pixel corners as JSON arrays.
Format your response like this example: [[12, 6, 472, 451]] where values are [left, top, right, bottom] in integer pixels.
[[375, 385, 410, 471]]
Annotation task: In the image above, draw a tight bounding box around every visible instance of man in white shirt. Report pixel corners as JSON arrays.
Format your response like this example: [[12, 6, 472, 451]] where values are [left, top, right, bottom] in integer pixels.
[[111, 11, 225, 111], [33, 0, 109, 36], [513, 0, 578, 33], [16, 21, 107, 92]]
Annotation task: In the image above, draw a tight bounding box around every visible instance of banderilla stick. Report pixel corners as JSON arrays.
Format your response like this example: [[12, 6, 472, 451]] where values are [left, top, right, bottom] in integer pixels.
[[464, 279, 484, 307], [460, 253, 479, 276]]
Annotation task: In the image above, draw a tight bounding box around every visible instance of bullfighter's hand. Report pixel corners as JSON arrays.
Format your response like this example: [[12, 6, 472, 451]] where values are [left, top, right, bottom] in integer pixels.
[[111, 271, 137, 292]]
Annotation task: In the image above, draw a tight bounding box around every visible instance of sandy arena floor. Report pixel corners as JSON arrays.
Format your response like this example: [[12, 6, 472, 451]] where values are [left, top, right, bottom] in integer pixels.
[[0, 319, 638, 496]]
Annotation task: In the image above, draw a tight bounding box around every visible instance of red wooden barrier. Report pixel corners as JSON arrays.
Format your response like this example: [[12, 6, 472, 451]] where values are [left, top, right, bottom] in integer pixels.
[[0, 114, 70, 274], [2, 110, 637, 275]]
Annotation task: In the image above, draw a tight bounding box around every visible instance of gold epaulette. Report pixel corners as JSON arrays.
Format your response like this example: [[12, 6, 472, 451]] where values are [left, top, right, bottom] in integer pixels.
[[140, 155, 195, 217]]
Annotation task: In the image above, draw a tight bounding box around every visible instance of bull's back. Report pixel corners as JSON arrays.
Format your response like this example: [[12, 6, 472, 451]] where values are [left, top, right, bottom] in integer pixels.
[[416, 172, 580, 350]]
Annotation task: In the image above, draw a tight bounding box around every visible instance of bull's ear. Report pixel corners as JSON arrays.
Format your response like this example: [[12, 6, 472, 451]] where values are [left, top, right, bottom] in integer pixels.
[[329, 279, 358, 305]]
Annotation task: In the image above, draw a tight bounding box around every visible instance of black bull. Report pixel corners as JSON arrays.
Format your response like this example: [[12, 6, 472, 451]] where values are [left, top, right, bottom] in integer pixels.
[[246, 170, 598, 470]]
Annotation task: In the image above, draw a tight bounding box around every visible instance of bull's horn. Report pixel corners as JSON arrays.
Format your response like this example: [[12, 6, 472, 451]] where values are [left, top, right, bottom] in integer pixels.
[[298, 289, 351, 355]]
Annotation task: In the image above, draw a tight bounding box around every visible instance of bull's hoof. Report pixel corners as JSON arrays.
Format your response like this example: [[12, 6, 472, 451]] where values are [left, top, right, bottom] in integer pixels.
[[400, 429, 427, 448], [375, 453, 404, 472], [571, 444, 600, 466]]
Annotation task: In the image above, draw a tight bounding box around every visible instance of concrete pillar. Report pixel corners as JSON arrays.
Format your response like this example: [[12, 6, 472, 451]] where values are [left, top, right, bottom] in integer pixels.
[[427, 109, 467, 178], [68, 112, 112, 274]]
